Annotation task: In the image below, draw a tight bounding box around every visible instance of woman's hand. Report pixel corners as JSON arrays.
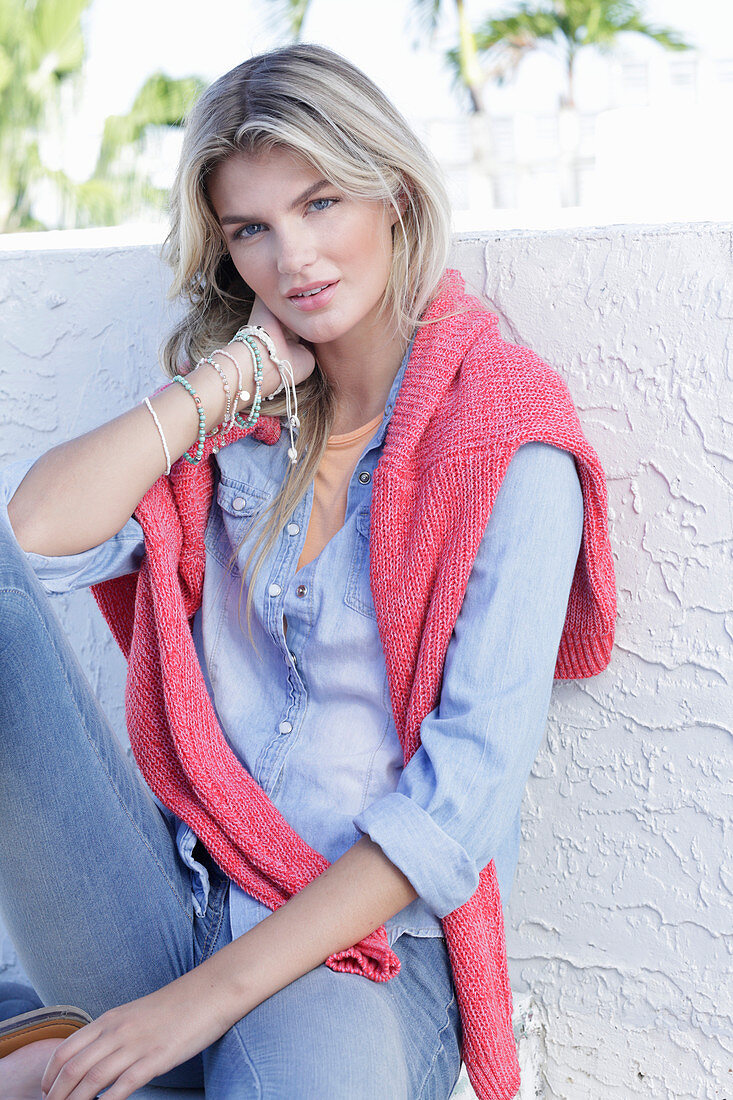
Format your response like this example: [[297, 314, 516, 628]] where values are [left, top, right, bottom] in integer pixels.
[[40, 971, 230, 1100], [241, 295, 316, 395]]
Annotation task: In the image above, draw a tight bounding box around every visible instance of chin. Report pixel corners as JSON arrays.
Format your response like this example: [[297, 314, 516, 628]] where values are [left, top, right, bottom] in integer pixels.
[[292, 315, 352, 346]]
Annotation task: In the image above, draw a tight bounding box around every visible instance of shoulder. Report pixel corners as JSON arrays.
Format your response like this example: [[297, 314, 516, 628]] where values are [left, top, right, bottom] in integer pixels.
[[459, 324, 579, 442]]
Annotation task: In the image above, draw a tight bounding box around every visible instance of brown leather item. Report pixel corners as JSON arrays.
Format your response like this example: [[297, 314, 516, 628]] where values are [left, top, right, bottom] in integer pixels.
[[0, 1006, 92, 1058]]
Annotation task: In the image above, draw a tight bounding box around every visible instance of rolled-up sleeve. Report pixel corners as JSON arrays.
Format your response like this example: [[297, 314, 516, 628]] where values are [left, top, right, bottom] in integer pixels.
[[0, 457, 145, 593], [353, 440, 585, 917]]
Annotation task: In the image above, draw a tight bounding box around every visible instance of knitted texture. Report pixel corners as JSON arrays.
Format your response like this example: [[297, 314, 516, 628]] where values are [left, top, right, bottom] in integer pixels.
[[91, 270, 616, 1100]]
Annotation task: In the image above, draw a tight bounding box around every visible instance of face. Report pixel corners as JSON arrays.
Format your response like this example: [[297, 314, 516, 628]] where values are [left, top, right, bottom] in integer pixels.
[[207, 147, 398, 349]]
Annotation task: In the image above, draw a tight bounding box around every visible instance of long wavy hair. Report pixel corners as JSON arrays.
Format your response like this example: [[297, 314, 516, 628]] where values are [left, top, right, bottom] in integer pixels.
[[161, 43, 452, 637]]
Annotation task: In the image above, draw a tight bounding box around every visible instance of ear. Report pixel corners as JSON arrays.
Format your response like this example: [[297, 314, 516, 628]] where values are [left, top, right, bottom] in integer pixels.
[[389, 186, 410, 226]]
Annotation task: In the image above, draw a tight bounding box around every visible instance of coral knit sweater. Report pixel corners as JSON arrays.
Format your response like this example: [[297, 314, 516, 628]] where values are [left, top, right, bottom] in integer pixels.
[[91, 270, 616, 1100]]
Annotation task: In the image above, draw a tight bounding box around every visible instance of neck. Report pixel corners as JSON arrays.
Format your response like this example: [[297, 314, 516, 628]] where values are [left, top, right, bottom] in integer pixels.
[[315, 319, 407, 436]]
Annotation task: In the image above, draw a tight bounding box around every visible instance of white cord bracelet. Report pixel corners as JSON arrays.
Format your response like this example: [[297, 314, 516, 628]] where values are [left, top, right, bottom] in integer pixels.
[[143, 397, 171, 476], [232, 325, 300, 463]]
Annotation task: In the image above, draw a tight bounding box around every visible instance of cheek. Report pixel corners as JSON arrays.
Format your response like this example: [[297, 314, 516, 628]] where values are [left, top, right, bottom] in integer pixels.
[[230, 248, 274, 295], [346, 216, 393, 280]]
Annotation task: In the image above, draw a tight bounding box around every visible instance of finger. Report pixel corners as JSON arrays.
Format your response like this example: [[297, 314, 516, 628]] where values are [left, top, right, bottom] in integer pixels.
[[57, 1047, 136, 1100], [41, 1024, 102, 1095], [76, 1056, 158, 1100]]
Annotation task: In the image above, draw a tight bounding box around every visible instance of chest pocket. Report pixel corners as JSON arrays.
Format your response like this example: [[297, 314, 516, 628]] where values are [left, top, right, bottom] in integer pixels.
[[344, 506, 377, 620], [204, 478, 271, 570]]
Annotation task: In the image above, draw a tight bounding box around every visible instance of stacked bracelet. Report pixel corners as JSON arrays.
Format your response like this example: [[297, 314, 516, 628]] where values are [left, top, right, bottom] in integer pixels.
[[211, 348, 250, 436], [230, 332, 263, 432], [230, 324, 300, 464], [172, 374, 206, 464], [198, 355, 231, 436]]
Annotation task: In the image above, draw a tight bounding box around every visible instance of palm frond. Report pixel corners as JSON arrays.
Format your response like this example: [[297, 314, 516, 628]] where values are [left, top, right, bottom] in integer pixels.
[[409, 0, 442, 38], [473, 8, 559, 53], [95, 72, 205, 176], [262, 0, 312, 41]]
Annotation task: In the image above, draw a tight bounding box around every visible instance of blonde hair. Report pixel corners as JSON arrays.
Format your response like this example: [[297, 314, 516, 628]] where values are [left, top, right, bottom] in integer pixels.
[[161, 43, 452, 636]]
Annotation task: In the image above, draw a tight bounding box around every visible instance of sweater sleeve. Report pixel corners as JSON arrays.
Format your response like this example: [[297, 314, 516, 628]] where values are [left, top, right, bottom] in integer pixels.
[[0, 456, 145, 594], [353, 440, 584, 917]]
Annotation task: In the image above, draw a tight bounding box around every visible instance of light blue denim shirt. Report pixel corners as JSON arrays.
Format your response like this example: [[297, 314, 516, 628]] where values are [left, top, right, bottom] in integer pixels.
[[0, 348, 584, 947]]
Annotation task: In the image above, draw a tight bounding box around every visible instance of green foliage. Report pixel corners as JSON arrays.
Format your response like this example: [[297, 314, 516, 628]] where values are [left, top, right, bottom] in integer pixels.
[[0, 0, 91, 229], [410, 0, 443, 38], [95, 72, 205, 175], [0, 0, 204, 232], [265, 0, 310, 40], [465, 0, 691, 103]]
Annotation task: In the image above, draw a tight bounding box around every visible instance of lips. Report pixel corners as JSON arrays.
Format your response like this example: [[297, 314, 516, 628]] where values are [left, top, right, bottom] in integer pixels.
[[288, 283, 331, 298], [286, 280, 339, 312]]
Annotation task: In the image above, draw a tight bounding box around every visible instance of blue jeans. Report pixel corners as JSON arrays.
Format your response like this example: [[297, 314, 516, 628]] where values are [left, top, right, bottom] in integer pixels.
[[0, 521, 463, 1098]]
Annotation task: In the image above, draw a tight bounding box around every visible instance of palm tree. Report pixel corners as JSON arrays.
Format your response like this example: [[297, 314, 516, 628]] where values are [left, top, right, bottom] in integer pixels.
[[0, 0, 91, 230], [0, 0, 205, 232], [70, 71, 206, 228], [464, 0, 690, 111], [265, 0, 500, 199], [463, 0, 690, 204], [266, 0, 690, 208]]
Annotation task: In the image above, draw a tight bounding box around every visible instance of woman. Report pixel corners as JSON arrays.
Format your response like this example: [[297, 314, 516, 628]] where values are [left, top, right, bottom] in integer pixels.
[[0, 44, 615, 1100]]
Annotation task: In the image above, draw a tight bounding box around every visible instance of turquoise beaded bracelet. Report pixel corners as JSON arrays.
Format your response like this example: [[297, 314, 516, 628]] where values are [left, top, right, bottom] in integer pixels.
[[172, 374, 206, 464], [230, 332, 263, 432]]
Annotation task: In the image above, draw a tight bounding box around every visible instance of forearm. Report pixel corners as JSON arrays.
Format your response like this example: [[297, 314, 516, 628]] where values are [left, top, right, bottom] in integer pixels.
[[8, 377, 215, 556], [174, 835, 419, 1030], [7, 349, 275, 558]]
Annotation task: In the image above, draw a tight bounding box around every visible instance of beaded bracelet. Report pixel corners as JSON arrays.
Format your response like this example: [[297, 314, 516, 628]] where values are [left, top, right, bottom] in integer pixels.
[[231, 323, 300, 463], [198, 355, 231, 436], [233, 324, 287, 399], [172, 374, 206, 464], [211, 348, 250, 434], [229, 333, 262, 432]]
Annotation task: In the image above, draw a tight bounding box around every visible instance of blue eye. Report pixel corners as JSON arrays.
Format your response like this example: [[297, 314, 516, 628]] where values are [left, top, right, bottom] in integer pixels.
[[310, 197, 336, 211], [236, 223, 265, 239]]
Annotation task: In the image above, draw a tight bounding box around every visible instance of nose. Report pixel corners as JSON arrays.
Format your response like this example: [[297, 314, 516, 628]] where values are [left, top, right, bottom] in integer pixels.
[[275, 225, 317, 277]]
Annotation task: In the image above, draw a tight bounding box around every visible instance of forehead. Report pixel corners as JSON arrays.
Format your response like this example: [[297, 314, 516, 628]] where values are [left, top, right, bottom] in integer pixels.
[[207, 147, 323, 210]]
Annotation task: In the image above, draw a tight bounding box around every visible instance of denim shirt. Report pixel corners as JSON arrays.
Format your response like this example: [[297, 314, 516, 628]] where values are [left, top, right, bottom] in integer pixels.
[[0, 348, 584, 946]]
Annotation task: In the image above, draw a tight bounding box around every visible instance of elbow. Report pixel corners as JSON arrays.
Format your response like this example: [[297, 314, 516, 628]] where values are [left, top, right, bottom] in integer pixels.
[[6, 494, 47, 554]]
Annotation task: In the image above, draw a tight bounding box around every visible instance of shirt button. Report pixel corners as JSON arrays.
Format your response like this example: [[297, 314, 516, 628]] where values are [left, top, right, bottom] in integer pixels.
[[268, 582, 282, 597], [295, 584, 308, 598], [358, 471, 371, 484], [278, 720, 293, 735], [286, 522, 300, 536], [232, 496, 247, 511]]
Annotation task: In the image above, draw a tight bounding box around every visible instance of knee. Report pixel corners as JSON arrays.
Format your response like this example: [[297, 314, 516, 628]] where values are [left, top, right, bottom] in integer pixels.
[[207, 1003, 410, 1100], [0, 585, 49, 671], [0, 523, 54, 654]]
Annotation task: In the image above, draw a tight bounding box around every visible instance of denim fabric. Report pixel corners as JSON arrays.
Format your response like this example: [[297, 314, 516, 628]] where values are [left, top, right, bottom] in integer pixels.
[[0, 343, 584, 950], [0, 519, 464, 1097]]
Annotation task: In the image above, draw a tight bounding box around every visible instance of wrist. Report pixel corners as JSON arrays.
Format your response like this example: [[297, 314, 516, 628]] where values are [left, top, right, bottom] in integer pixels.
[[188, 360, 230, 426]]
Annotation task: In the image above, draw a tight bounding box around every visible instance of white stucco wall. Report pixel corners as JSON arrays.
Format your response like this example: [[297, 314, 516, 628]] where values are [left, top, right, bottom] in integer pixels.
[[0, 224, 730, 1100]]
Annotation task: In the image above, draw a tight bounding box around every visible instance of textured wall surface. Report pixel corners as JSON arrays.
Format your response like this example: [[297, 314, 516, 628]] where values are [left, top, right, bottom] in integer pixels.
[[0, 225, 730, 1100]]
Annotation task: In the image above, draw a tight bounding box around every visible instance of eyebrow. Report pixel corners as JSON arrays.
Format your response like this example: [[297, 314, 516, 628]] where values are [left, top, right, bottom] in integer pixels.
[[220, 179, 332, 226]]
